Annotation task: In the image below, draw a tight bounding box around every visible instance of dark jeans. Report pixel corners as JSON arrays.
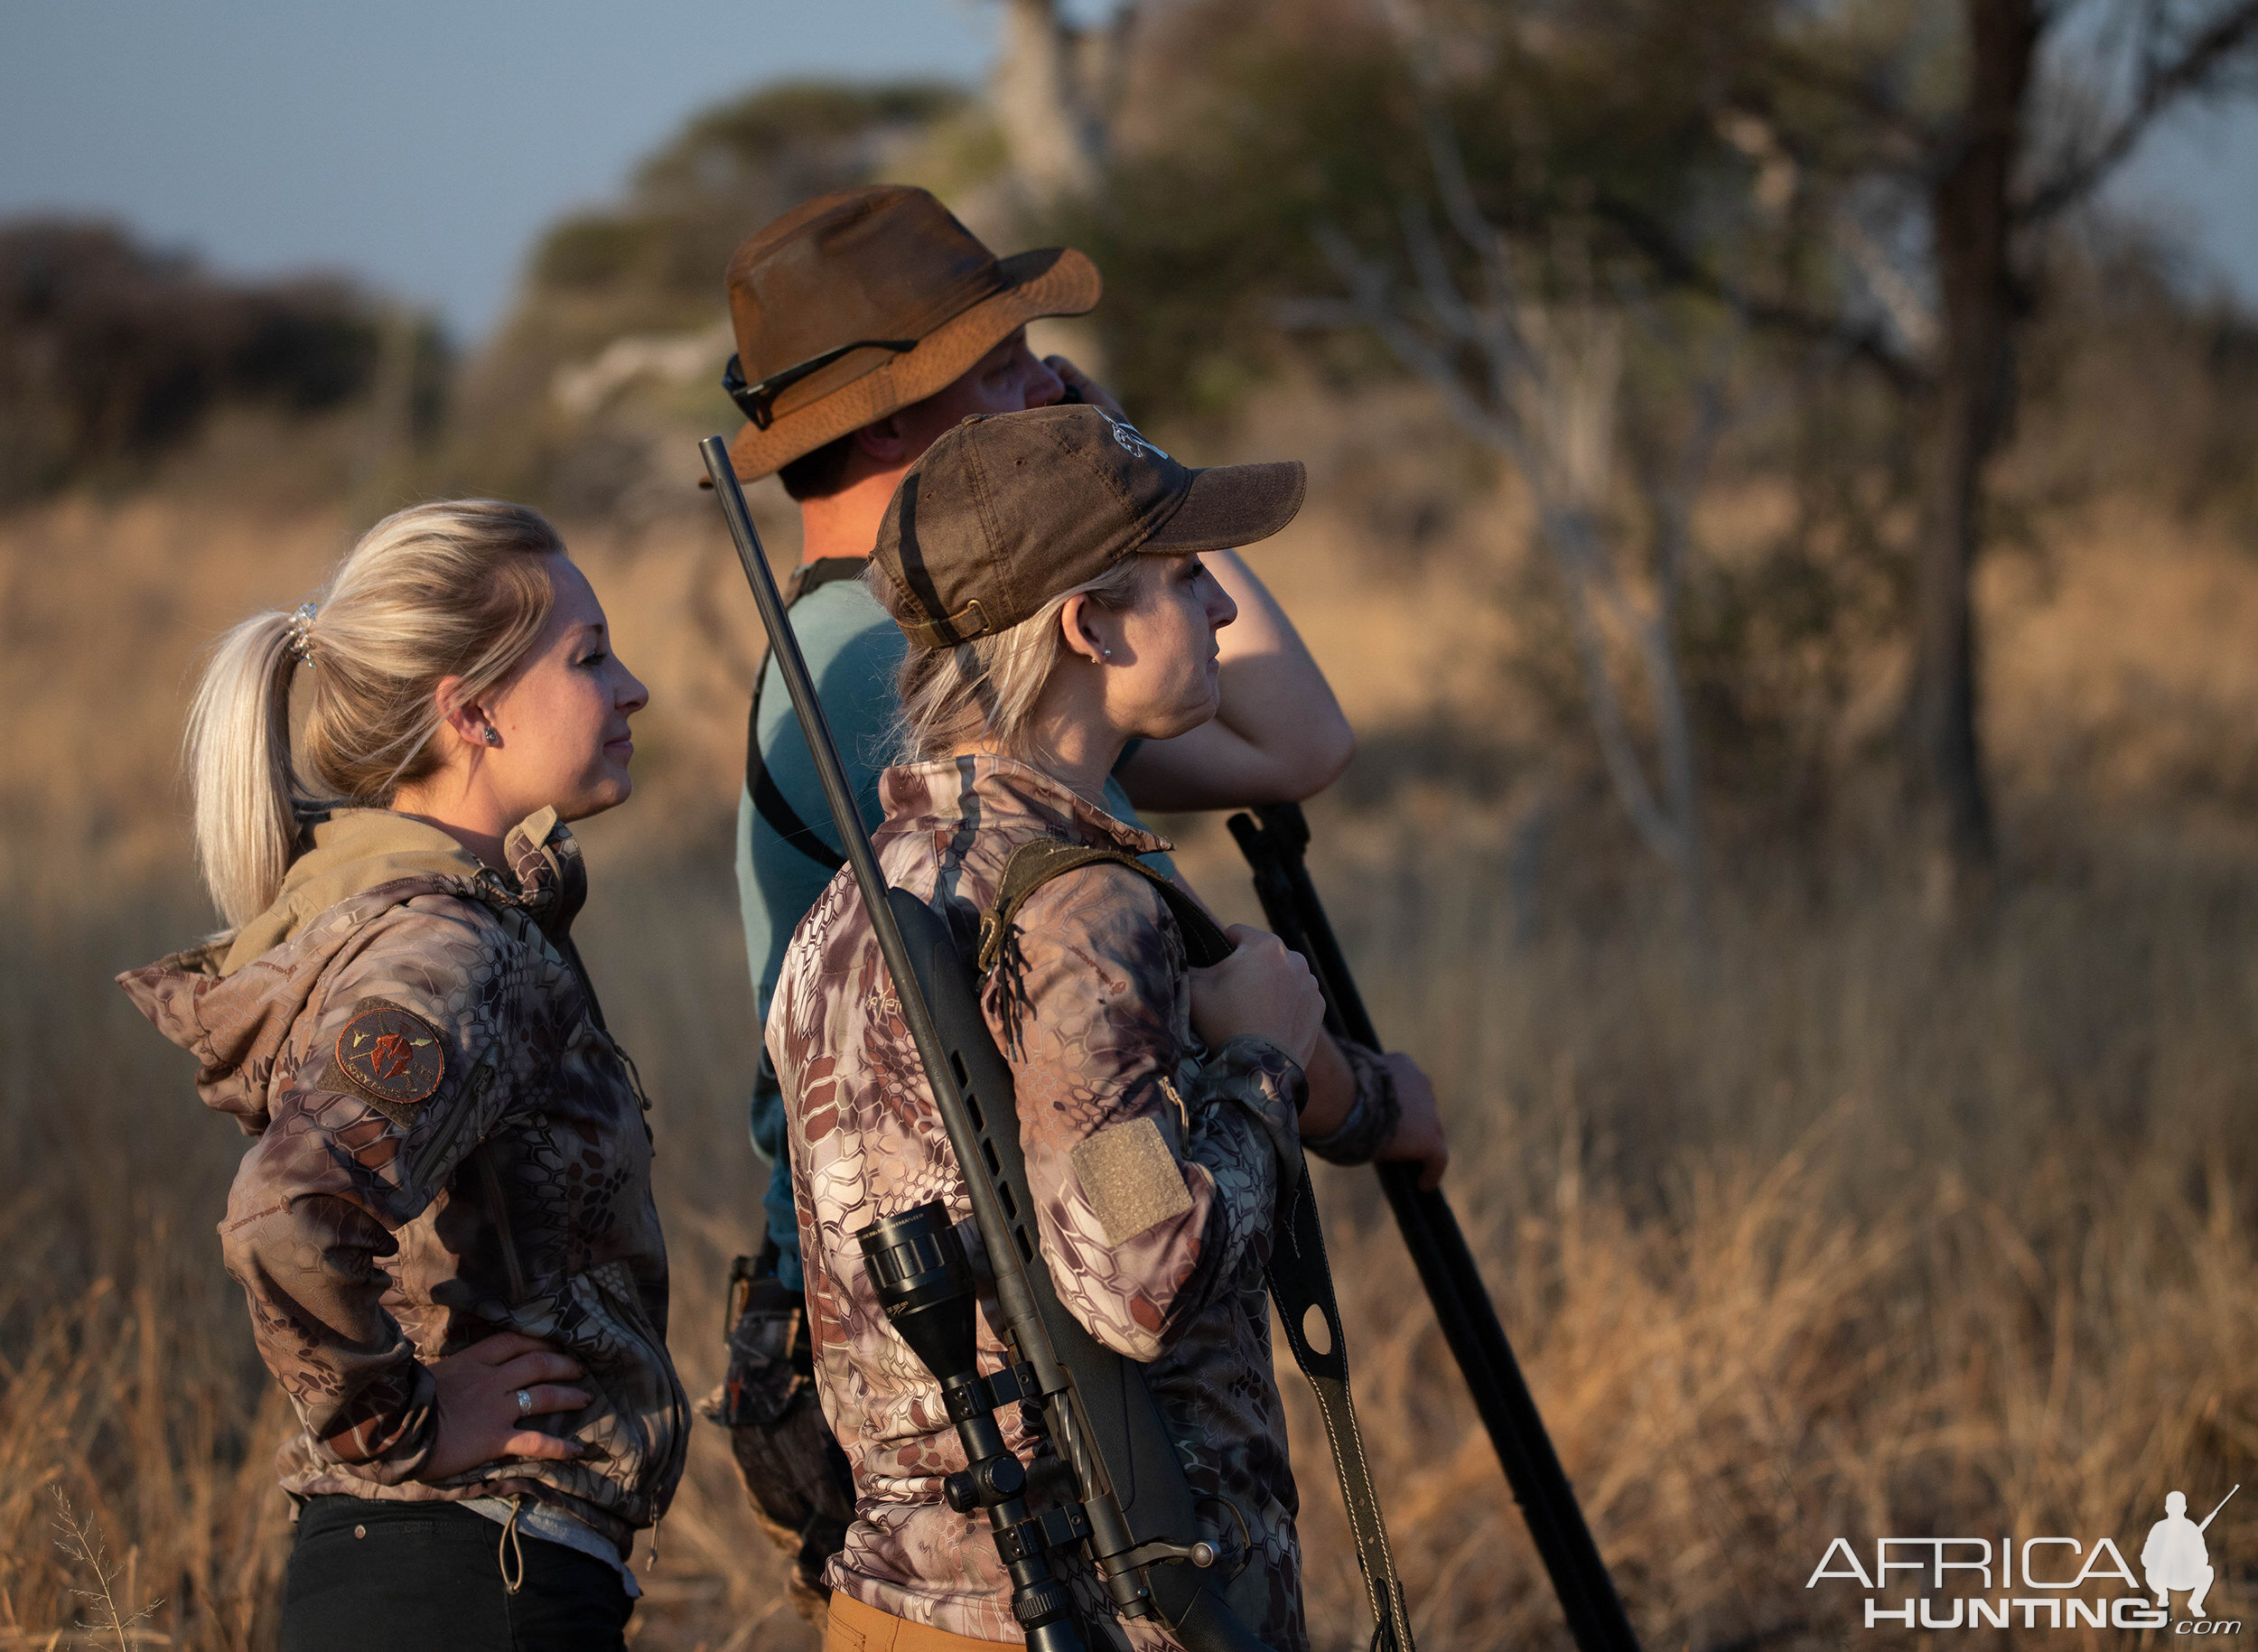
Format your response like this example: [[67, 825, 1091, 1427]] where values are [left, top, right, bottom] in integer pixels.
[[281, 1497, 634, 1652]]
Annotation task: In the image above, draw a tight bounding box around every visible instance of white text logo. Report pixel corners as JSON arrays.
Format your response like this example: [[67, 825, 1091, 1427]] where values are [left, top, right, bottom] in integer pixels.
[[1808, 1488, 2240, 1633]]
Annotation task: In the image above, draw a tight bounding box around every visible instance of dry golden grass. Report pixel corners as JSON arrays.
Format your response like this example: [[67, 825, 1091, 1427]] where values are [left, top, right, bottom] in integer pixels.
[[4, 471, 2255, 1649], [1193, 816, 2258, 1650]]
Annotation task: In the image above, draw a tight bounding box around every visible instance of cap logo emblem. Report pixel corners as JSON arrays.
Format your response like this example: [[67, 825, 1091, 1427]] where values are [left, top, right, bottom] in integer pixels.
[[1098, 410, 1169, 462]]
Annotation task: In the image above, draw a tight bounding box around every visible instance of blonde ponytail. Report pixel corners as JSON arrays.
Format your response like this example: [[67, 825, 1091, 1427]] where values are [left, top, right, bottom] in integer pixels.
[[185, 609, 304, 930], [186, 499, 564, 933]]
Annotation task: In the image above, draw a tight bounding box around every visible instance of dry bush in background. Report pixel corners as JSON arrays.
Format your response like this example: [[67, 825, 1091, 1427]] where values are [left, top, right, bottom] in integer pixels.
[[9, 6, 2258, 1646], [0, 220, 439, 514], [4, 425, 2256, 1649]]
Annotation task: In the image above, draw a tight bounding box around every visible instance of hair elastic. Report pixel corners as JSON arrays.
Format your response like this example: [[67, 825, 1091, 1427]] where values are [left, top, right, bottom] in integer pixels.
[[287, 603, 318, 668]]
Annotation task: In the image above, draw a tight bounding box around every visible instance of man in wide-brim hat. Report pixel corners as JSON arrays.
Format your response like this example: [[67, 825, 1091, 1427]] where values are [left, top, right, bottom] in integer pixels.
[[707, 183, 1448, 1622]]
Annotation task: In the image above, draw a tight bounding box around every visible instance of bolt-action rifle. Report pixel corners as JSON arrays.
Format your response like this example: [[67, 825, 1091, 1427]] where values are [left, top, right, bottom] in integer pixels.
[[700, 437, 1409, 1652], [1227, 803, 1642, 1652]]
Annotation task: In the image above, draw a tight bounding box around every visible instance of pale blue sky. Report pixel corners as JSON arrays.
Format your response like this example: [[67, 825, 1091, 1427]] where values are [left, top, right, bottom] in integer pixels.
[[1, 1, 2252, 342], [2115, 100, 2258, 304], [0, 0, 994, 339]]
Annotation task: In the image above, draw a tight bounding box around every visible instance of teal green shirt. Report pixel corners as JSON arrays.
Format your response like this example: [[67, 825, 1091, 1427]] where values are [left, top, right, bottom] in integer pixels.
[[735, 572, 1175, 1286]]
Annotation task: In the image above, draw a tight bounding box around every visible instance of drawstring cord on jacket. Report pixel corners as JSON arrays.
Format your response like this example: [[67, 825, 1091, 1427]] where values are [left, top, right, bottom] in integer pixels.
[[497, 1495, 527, 1595]]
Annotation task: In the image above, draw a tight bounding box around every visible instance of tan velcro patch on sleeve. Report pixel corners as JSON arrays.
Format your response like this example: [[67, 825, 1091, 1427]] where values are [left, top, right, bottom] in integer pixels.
[[1070, 1116, 1194, 1246]]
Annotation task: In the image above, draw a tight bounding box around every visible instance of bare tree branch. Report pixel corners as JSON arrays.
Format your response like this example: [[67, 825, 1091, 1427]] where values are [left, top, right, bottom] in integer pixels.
[[1593, 193, 1931, 394], [1754, 40, 1945, 156], [993, 0, 1142, 202], [2020, 0, 2258, 220], [1289, 126, 1720, 891], [1834, 210, 1941, 359], [1551, 537, 1691, 867]]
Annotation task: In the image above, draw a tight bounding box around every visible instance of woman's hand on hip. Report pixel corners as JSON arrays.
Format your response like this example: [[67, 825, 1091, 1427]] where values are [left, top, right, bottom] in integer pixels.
[[1190, 925, 1326, 1069], [419, 1331, 591, 1481]]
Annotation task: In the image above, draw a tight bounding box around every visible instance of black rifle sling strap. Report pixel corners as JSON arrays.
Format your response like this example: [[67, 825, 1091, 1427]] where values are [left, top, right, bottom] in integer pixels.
[[743, 557, 872, 873], [979, 838, 1417, 1652]]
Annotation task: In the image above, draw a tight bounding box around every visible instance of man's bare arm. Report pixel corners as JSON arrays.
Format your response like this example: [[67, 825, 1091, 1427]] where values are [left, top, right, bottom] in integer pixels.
[[1116, 547, 1356, 810]]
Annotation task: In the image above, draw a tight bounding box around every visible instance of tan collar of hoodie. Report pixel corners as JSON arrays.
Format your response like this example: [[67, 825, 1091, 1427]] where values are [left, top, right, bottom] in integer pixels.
[[219, 809, 486, 976]]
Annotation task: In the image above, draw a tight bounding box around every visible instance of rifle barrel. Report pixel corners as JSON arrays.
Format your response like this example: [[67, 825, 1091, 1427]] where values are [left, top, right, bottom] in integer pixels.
[[1227, 802, 1642, 1652]]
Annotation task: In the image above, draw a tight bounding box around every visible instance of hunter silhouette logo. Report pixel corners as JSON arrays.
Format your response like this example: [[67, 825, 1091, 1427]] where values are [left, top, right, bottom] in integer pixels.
[[334, 1002, 444, 1106], [2149, 1487, 2238, 1619]]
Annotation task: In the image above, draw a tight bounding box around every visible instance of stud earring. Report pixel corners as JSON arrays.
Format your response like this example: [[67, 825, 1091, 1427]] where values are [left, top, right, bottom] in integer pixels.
[[1102, 648, 1114, 659], [483, 725, 500, 746]]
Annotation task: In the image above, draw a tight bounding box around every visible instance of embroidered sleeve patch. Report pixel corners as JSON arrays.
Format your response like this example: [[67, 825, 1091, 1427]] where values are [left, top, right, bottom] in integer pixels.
[[334, 1001, 446, 1110], [1070, 1116, 1194, 1246]]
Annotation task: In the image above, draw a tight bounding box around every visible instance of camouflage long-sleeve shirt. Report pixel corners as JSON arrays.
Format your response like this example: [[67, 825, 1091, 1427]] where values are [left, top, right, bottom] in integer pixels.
[[117, 807, 687, 1553], [767, 756, 1311, 1648]]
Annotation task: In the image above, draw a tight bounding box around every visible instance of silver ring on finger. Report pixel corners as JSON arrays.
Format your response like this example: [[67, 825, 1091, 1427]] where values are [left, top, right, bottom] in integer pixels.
[[514, 1386, 534, 1418]]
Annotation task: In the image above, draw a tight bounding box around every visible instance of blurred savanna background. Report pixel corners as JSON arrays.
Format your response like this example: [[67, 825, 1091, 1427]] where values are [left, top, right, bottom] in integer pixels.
[[6, 0, 2258, 1647]]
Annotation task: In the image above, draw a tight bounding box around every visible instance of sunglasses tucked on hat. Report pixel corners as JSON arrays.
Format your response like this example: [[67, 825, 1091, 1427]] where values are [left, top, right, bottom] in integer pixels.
[[872, 404, 1307, 650], [722, 184, 1101, 482]]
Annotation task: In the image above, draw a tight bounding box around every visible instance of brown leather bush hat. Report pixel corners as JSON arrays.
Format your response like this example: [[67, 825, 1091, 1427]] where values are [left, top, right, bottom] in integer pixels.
[[872, 404, 1306, 649], [722, 185, 1101, 481]]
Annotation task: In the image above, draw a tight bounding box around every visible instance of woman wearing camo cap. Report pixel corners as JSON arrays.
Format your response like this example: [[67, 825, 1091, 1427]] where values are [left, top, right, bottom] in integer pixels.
[[769, 404, 1375, 1652]]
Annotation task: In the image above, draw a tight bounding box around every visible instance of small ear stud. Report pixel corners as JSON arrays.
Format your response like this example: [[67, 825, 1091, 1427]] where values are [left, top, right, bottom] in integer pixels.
[[1102, 648, 1113, 659], [483, 725, 501, 746]]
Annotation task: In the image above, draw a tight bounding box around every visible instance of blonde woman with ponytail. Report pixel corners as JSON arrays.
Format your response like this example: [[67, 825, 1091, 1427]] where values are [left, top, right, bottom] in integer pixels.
[[118, 501, 679, 1652]]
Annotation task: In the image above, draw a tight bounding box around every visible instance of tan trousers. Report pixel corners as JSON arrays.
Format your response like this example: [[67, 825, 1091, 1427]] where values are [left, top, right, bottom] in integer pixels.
[[822, 1590, 1013, 1652]]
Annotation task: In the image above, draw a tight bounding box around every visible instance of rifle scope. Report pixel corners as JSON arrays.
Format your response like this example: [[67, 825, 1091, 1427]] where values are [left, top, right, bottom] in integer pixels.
[[859, 1203, 1084, 1651]]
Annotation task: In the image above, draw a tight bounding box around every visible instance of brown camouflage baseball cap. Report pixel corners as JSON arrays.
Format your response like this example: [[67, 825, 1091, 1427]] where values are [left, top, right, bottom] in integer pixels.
[[872, 404, 1306, 650], [722, 185, 1101, 481]]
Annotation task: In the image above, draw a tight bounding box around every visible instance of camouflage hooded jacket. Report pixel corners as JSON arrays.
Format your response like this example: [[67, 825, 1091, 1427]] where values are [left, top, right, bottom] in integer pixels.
[[117, 807, 686, 1554], [767, 756, 1311, 1649]]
